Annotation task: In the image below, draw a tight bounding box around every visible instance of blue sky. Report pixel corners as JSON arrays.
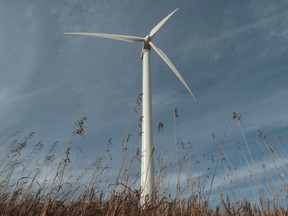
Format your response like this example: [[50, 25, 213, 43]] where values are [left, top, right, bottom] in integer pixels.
[[1, 0, 288, 205]]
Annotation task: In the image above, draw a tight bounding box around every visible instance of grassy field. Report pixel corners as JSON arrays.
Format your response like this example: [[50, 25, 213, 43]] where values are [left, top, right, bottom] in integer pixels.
[[0, 114, 288, 215]]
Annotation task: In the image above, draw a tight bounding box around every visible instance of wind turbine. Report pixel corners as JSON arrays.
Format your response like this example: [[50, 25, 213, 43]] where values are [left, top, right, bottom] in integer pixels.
[[64, 8, 196, 204]]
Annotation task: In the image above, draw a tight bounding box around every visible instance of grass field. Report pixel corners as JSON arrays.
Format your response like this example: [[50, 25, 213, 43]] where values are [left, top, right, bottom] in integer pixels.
[[0, 114, 288, 215]]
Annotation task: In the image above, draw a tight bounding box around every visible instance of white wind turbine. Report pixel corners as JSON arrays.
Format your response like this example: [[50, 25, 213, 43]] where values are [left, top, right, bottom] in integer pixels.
[[64, 8, 196, 204]]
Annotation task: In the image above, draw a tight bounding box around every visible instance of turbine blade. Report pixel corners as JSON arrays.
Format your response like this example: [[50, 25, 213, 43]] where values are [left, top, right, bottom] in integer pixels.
[[149, 8, 179, 38], [149, 41, 196, 101], [140, 44, 145, 59], [64, 32, 144, 43]]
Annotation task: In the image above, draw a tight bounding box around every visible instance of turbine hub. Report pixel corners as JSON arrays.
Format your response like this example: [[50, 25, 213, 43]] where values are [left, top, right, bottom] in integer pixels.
[[144, 35, 151, 42], [143, 35, 151, 50]]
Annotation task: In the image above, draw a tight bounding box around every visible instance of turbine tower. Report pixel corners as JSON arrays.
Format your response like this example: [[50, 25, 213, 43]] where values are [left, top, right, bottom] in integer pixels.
[[64, 8, 196, 204]]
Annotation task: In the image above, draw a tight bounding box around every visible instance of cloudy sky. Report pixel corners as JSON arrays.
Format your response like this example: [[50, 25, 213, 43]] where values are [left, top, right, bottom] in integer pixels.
[[1, 0, 288, 204]]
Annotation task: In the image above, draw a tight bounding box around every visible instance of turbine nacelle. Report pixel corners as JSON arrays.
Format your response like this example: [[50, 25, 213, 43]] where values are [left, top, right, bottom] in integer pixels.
[[142, 35, 152, 57]]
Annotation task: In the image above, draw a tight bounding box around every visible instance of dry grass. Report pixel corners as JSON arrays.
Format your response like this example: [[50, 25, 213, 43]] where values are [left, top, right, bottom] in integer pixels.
[[0, 113, 288, 215]]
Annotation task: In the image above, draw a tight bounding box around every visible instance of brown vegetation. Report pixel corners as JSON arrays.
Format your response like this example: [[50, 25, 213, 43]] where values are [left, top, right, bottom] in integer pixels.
[[0, 113, 288, 215]]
